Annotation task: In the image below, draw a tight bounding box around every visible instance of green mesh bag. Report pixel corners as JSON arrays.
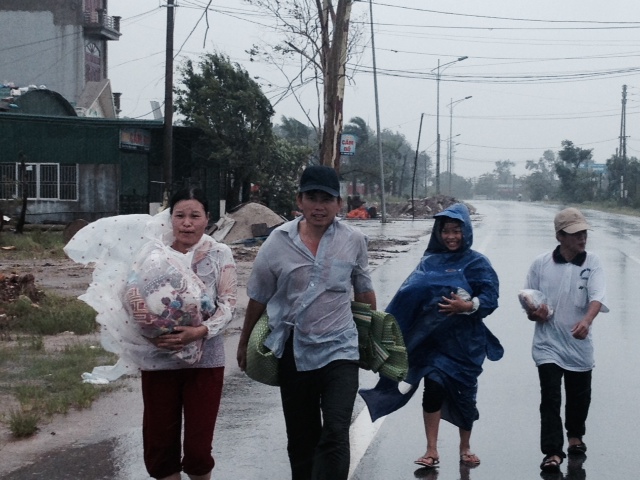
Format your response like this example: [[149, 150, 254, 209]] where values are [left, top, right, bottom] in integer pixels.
[[245, 314, 279, 386]]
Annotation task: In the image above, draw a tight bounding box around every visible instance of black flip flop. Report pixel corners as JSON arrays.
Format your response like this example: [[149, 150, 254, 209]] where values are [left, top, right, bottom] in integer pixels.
[[567, 442, 587, 455], [540, 455, 563, 473]]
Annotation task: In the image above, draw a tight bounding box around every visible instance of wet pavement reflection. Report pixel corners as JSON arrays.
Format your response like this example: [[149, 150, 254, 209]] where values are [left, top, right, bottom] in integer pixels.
[[4, 200, 640, 479], [350, 201, 640, 480]]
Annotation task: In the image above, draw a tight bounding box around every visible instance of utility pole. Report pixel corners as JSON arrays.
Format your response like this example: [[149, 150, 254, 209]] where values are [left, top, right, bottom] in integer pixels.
[[411, 113, 425, 219], [619, 84, 627, 203], [435, 59, 441, 195], [369, 0, 387, 222], [162, 0, 175, 207]]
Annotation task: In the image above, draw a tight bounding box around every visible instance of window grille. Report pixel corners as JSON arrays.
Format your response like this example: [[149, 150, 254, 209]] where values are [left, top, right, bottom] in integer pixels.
[[0, 163, 77, 200]]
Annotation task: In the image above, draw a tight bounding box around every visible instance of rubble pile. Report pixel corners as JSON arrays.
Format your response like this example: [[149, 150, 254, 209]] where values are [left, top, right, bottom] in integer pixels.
[[386, 195, 469, 218], [211, 202, 286, 245]]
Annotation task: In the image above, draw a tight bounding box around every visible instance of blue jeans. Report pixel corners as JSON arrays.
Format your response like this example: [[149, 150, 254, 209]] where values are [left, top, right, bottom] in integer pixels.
[[538, 363, 592, 458], [279, 338, 359, 480]]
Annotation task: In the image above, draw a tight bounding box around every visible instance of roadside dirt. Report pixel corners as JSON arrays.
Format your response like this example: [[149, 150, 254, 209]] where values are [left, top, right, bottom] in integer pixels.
[[0, 238, 405, 301], [0, 234, 421, 476]]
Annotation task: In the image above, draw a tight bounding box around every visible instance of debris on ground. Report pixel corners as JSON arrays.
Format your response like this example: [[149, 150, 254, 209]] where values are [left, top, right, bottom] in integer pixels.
[[210, 202, 286, 245], [385, 195, 475, 218], [0, 273, 43, 303], [230, 245, 261, 263]]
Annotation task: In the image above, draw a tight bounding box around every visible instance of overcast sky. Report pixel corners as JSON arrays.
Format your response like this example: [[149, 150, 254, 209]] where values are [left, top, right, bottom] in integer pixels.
[[107, 0, 640, 178]]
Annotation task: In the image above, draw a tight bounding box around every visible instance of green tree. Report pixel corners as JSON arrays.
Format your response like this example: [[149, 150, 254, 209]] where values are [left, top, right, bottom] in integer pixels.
[[175, 53, 275, 209], [255, 137, 311, 217], [380, 129, 413, 198], [555, 140, 596, 203], [494, 160, 516, 184], [474, 173, 498, 198], [441, 172, 473, 199], [524, 150, 558, 201], [274, 116, 317, 150], [341, 117, 433, 200], [342, 117, 377, 196], [606, 155, 640, 206]]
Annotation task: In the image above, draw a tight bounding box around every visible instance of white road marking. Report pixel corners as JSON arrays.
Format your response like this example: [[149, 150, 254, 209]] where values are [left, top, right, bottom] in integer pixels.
[[349, 410, 385, 478]]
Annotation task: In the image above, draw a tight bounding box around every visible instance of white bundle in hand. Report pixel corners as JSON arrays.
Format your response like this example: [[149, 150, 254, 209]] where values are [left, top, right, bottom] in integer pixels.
[[518, 289, 554, 316]]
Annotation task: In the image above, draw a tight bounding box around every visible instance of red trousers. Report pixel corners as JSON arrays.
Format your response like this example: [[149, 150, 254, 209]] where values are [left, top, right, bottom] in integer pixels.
[[141, 367, 224, 479]]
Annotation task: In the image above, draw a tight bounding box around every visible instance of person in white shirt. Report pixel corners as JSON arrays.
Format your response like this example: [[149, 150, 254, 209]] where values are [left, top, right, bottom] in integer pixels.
[[524, 207, 609, 473]]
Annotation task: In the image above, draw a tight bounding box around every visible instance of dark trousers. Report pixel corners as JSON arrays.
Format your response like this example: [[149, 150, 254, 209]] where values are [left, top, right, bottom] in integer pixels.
[[141, 367, 224, 479], [279, 338, 359, 480], [538, 363, 592, 457]]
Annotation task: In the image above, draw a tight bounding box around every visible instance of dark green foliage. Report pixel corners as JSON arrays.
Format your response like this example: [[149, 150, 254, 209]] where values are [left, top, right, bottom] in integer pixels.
[[524, 150, 558, 201], [555, 140, 597, 203], [606, 155, 640, 207], [175, 53, 275, 208], [341, 117, 435, 199], [255, 137, 311, 217]]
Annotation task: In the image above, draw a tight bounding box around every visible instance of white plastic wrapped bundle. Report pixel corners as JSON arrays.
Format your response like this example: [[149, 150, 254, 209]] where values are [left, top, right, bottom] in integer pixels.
[[124, 238, 217, 364], [518, 289, 554, 316], [64, 210, 213, 381]]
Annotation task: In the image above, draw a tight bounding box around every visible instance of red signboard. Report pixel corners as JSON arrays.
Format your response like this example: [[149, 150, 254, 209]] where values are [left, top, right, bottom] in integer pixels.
[[120, 128, 151, 152]]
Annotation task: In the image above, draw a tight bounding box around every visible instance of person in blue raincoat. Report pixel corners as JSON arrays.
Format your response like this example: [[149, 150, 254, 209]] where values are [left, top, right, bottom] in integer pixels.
[[360, 203, 502, 469]]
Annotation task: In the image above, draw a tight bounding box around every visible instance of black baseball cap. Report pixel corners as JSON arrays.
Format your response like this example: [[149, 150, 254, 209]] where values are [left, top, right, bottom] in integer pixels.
[[299, 165, 340, 197]]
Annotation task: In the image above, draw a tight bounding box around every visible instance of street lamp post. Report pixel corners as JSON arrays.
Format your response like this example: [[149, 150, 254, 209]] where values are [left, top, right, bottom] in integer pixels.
[[446, 132, 461, 193], [447, 95, 472, 194], [433, 56, 468, 195]]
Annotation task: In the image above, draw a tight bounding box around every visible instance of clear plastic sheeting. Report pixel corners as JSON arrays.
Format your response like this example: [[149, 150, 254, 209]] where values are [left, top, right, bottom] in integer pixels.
[[64, 210, 198, 381]]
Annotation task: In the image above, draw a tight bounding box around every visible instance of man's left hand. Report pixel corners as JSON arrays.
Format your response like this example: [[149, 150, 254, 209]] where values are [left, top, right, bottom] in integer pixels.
[[571, 320, 590, 340]]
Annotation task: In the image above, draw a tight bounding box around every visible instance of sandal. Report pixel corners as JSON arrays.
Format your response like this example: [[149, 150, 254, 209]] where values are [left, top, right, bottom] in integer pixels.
[[414, 456, 440, 468], [567, 442, 587, 455], [540, 454, 563, 473], [460, 452, 481, 466]]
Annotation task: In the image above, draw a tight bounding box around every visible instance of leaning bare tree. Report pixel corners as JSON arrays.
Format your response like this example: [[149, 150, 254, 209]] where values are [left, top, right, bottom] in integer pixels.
[[246, 0, 361, 171]]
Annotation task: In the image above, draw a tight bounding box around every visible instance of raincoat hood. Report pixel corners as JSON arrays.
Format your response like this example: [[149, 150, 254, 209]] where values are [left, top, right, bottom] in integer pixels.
[[359, 202, 502, 427], [426, 203, 473, 254]]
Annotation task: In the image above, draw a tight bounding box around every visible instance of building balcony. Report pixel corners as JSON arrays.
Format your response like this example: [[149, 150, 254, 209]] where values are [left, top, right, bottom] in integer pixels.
[[83, 9, 121, 41]]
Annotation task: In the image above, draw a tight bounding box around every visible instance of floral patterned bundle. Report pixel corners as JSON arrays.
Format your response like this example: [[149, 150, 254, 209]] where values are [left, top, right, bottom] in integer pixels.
[[125, 242, 217, 364]]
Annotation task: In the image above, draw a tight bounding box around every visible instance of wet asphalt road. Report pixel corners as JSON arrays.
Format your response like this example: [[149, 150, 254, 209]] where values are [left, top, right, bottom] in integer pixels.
[[5, 200, 640, 479], [351, 201, 640, 480]]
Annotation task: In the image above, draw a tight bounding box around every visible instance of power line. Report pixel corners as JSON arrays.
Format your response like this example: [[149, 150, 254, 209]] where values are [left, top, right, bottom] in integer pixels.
[[355, 0, 640, 25], [353, 65, 640, 84], [352, 20, 640, 31]]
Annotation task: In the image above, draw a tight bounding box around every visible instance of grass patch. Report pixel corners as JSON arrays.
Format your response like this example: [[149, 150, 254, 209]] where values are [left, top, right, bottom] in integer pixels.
[[4, 293, 97, 335], [0, 229, 66, 259], [8, 409, 41, 438], [0, 339, 119, 437]]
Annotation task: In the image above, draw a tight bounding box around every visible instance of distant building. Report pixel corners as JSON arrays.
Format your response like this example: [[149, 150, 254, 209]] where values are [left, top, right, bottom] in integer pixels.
[[0, 1, 224, 224], [0, 113, 219, 224], [0, 0, 121, 118]]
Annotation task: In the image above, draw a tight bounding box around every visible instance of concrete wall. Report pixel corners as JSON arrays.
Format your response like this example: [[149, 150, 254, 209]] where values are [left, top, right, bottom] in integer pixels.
[[0, 4, 85, 105]]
